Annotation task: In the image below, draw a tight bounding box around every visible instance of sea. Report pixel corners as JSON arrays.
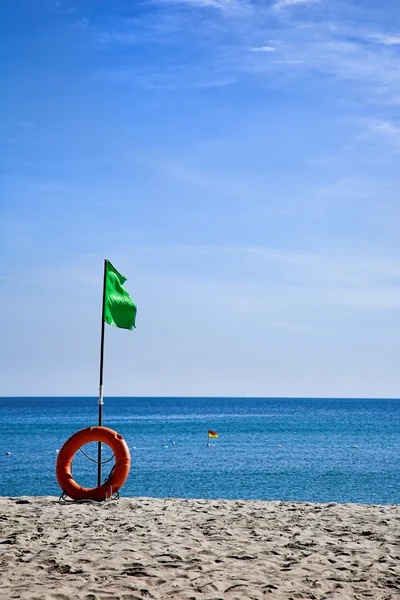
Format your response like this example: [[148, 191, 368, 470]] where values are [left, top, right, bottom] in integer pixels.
[[0, 397, 399, 505]]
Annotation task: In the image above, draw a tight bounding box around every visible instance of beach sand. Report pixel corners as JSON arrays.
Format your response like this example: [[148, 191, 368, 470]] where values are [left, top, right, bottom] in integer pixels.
[[0, 496, 399, 600]]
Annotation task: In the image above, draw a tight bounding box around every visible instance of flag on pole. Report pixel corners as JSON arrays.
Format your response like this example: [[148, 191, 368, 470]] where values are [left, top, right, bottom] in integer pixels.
[[208, 430, 218, 439], [103, 260, 137, 330]]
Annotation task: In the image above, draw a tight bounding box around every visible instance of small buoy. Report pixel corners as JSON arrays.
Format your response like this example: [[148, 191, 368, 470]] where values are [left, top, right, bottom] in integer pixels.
[[352, 445, 358, 449], [163, 445, 168, 448], [5, 451, 11, 456]]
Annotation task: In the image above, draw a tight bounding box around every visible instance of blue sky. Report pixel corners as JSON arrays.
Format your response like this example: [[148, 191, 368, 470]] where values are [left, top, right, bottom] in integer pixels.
[[1, 0, 400, 397]]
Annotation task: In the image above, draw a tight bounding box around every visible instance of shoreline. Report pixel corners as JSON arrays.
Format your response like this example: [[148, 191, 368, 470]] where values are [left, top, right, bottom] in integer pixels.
[[2, 494, 399, 507], [1, 496, 399, 600]]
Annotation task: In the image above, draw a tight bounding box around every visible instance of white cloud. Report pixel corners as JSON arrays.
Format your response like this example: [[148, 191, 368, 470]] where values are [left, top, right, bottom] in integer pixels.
[[365, 119, 400, 149], [369, 120, 400, 135], [116, 242, 400, 308], [37, 241, 400, 312], [92, 0, 400, 105], [274, 59, 303, 64], [370, 33, 400, 46], [101, 66, 236, 89], [251, 45, 276, 52], [53, 0, 76, 12], [255, 28, 400, 105], [156, 0, 246, 10], [273, 0, 323, 9]]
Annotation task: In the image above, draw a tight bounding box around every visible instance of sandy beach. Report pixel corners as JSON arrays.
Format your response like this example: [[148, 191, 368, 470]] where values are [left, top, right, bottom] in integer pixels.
[[0, 496, 399, 600]]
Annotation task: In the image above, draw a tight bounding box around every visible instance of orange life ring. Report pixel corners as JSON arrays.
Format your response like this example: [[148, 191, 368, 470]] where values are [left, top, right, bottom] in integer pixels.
[[56, 426, 130, 501]]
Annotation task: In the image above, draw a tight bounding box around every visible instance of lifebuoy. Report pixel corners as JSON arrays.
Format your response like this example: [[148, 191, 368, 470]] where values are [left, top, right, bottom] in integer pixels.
[[56, 426, 130, 501]]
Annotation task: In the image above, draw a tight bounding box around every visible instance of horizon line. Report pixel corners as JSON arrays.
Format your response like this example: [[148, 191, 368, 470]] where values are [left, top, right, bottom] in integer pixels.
[[1, 395, 399, 400]]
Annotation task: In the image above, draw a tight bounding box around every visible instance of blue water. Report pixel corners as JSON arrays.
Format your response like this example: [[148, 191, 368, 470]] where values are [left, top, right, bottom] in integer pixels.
[[0, 397, 399, 504]]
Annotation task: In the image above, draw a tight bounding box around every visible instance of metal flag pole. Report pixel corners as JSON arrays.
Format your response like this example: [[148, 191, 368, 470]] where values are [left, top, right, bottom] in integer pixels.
[[97, 259, 107, 487]]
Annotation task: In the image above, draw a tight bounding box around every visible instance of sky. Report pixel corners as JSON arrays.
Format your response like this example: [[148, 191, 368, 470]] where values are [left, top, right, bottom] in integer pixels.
[[1, 0, 400, 398]]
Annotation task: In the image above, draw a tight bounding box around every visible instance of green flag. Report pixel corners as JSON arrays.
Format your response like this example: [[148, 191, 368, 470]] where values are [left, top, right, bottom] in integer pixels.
[[103, 260, 137, 330]]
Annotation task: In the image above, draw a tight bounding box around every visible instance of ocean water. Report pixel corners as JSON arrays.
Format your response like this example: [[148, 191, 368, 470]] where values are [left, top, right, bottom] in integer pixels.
[[0, 397, 399, 504]]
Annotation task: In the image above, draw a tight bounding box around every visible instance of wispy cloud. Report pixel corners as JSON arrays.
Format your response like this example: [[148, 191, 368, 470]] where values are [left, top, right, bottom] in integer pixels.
[[247, 25, 400, 106], [0, 121, 35, 130], [155, 0, 247, 11], [53, 0, 75, 14], [91, 3, 400, 106], [100, 66, 237, 89], [269, 320, 303, 331], [370, 33, 400, 46], [365, 119, 400, 150], [102, 242, 400, 310], [251, 45, 276, 52], [273, 0, 323, 9]]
